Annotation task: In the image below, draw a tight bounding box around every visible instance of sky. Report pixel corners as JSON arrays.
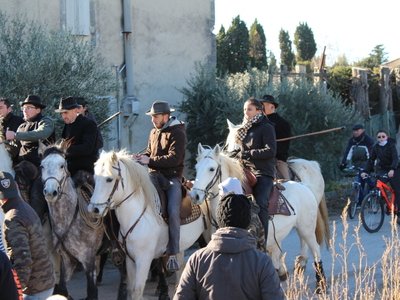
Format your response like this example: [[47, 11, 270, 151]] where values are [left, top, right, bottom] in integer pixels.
[[214, 0, 400, 66]]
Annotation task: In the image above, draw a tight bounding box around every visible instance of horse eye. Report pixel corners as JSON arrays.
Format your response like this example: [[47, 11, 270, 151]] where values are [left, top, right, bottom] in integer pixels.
[[60, 165, 64, 169], [209, 167, 215, 172], [106, 178, 113, 183]]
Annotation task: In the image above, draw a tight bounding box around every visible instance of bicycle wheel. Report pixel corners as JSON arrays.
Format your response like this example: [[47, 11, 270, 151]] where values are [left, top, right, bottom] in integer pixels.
[[360, 193, 385, 233], [348, 187, 359, 219]]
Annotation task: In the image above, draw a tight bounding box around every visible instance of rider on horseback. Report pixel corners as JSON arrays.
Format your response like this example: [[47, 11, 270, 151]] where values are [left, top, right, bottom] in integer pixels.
[[133, 100, 186, 272]]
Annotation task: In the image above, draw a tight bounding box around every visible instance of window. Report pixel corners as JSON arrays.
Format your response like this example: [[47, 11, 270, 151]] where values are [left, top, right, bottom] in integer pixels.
[[66, 0, 90, 35]]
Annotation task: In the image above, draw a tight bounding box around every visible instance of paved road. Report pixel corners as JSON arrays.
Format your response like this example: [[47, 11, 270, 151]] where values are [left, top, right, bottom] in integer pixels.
[[67, 212, 395, 299]]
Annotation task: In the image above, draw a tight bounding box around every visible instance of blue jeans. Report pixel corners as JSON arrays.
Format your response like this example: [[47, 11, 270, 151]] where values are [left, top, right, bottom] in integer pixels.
[[252, 175, 274, 241], [166, 177, 182, 255]]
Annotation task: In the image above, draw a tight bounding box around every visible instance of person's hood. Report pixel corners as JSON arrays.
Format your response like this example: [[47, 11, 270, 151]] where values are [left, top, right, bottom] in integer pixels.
[[207, 227, 256, 254], [158, 116, 184, 132]]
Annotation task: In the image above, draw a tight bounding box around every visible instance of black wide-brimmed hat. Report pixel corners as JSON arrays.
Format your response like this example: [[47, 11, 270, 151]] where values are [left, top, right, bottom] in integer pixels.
[[20, 95, 46, 109], [55, 96, 81, 113], [0, 172, 19, 199], [260, 94, 279, 108], [146, 100, 175, 116]]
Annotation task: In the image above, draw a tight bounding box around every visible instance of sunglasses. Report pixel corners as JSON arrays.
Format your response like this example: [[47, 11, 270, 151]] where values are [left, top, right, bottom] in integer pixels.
[[377, 135, 387, 139]]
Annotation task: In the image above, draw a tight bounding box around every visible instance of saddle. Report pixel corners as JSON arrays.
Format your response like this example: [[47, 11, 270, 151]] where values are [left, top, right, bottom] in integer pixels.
[[149, 172, 201, 225]]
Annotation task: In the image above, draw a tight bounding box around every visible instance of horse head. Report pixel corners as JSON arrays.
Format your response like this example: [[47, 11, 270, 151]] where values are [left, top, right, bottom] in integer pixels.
[[190, 143, 224, 205], [40, 142, 70, 203]]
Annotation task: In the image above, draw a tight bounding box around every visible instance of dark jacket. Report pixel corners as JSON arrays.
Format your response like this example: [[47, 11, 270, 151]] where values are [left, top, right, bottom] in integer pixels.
[[268, 112, 291, 162], [62, 114, 100, 176], [2, 112, 24, 163], [0, 250, 20, 300], [1, 197, 55, 295], [240, 116, 276, 178], [144, 117, 186, 179], [174, 227, 284, 300], [16, 113, 55, 167], [365, 139, 399, 173], [341, 132, 375, 167]]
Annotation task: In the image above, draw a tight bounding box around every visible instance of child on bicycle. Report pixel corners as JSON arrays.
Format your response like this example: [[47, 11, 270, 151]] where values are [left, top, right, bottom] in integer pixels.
[[361, 130, 400, 219]]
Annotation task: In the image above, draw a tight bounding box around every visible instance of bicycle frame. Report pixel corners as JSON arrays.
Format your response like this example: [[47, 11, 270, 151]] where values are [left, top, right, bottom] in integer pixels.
[[375, 179, 396, 212]]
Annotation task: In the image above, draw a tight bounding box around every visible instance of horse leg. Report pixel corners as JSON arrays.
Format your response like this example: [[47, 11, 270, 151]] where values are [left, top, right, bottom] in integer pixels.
[[155, 258, 170, 300], [96, 251, 108, 284], [117, 262, 127, 300], [85, 261, 98, 300], [53, 256, 69, 297], [269, 244, 288, 281], [128, 256, 153, 299], [294, 232, 309, 274]]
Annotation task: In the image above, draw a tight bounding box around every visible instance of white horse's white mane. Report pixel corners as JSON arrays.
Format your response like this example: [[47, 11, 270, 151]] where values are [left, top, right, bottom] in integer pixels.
[[96, 150, 163, 221]]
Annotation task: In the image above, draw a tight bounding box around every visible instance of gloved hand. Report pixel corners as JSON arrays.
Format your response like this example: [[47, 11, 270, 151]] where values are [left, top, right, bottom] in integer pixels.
[[239, 150, 251, 160], [338, 163, 346, 171]]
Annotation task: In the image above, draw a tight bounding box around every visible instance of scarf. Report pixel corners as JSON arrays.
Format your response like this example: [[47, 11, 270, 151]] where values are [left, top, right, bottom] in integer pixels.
[[235, 113, 263, 144], [379, 140, 388, 146]]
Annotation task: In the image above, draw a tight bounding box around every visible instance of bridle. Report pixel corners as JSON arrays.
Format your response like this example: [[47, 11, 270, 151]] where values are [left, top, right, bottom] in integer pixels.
[[88, 159, 145, 263], [191, 154, 223, 229], [191, 155, 222, 201], [89, 161, 135, 214], [42, 161, 69, 202]]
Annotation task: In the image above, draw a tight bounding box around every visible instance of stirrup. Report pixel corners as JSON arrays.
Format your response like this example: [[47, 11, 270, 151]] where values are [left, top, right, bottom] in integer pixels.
[[166, 255, 180, 272]]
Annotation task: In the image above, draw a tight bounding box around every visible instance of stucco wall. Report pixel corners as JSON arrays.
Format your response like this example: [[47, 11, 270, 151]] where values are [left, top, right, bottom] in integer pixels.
[[0, 0, 215, 153]]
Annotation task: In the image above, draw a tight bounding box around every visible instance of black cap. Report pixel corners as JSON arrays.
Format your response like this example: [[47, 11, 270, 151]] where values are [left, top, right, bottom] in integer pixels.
[[260, 94, 279, 108], [352, 124, 364, 130], [0, 172, 19, 199]]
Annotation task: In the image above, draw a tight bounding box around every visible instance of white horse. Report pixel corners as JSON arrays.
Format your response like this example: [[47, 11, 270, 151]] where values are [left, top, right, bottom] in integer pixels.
[[88, 150, 205, 300], [191, 143, 328, 291], [226, 119, 330, 246]]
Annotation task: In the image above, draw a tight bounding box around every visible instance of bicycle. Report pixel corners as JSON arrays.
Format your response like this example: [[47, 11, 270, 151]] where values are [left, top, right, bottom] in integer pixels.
[[341, 166, 369, 219], [360, 173, 396, 233]]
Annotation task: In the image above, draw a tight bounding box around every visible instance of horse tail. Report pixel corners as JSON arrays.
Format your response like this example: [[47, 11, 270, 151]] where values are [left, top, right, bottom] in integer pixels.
[[315, 195, 330, 249]]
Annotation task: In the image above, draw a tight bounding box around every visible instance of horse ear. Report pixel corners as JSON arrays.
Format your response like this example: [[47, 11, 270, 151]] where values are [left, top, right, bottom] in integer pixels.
[[37, 140, 47, 157], [227, 119, 234, 129], [111, 151, 117, 162], [214, 144, 221, 156], [197, 143, 204, 156]]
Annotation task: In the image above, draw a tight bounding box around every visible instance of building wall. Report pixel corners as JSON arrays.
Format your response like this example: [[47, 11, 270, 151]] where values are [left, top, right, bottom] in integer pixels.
[[0, 0, 215, 152]]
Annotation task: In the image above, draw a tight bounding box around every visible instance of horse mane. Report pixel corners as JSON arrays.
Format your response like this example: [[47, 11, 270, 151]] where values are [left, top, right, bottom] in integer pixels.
[[97, 150, 163, 223], [219, 152, 245, 182]]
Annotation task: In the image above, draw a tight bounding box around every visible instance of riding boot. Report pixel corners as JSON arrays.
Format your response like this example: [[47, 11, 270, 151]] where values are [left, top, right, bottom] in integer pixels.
[[314, 260, 326, 294]]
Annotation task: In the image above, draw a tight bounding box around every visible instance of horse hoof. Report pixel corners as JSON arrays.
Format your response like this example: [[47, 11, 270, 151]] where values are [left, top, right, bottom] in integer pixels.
[[279, 272, 289, 281], [158, 295, 170, 300]]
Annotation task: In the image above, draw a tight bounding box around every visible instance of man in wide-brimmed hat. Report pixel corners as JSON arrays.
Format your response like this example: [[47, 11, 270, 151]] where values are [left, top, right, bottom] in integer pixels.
[[133, 100, 185, 272], [260, 94, 292, 180], [5, 95, 55, 167], [55, 96, 101, 176]]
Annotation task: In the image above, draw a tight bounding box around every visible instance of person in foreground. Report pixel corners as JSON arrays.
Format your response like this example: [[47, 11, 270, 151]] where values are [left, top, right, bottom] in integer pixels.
[[0, 171, 55, 299], [173, 193, 284, 300]]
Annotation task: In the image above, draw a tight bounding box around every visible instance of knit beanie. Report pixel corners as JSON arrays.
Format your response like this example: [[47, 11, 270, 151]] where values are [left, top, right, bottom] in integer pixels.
[[217, 193, 251, 229]]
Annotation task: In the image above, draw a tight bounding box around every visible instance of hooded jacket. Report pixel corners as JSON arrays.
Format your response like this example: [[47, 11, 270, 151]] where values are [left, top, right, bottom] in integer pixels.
[[1, 197, 55, 295], [174, 227, 284, 300], [144, 116, 186, 179]]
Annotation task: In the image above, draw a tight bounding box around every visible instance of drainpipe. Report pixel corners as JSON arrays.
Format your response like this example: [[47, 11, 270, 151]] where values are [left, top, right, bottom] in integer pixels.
[[122, 0, 140, 149]]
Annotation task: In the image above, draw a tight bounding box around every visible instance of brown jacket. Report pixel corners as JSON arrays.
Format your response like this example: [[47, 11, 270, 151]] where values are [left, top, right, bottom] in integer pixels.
[[2, 197, 55, 295], [144, 117, 186, 179]]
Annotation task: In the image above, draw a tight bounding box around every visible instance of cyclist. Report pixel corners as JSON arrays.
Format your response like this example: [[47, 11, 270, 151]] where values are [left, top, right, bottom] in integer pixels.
[[339, 124, 374, 206], [361, 130, 400, 219]]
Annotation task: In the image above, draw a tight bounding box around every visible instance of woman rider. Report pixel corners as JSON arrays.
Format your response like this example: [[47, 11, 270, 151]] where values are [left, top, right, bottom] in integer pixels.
[[235, 97, 276, 241]]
